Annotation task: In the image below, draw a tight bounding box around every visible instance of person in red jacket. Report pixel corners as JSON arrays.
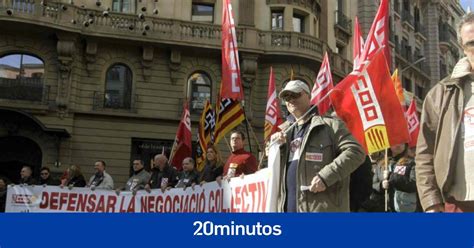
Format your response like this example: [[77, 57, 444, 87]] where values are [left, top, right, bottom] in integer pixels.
[[222, 130, 257, 179]]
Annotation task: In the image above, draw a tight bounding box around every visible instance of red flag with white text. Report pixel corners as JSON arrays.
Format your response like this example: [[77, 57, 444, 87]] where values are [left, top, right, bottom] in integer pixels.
[[221, 0, 243, 100], [330, 50, 409, 154], [406, 98, 420, 148], [356, 0, 390, 71], [264, 67, 283, 142], [310, 52, 333, 115], [169, 102, 192, 170]]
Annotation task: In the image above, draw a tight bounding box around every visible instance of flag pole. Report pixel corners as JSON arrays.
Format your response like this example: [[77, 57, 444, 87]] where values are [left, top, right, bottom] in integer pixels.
[[384, 148, 389, 212]]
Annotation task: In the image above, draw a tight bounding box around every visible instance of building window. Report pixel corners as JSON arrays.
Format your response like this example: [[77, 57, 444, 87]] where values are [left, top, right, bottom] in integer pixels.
[[104, 64, 132, 109], [0, 53, 45, 102], [112, 0, 131, 13], [188, 71, 212, 114], [271, 10, 284, 31], [293, 14, 305, 33], [402, 77, 412, 92], [130, 138, 174, 175], [191, 3, 214, 22]]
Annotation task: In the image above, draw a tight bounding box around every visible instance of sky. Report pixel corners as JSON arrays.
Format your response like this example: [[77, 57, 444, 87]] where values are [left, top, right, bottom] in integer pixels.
[[462, 0, 472, 12]]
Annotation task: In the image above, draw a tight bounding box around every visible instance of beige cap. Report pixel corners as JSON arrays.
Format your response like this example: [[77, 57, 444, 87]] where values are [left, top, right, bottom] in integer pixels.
[[279, 80, 310, 99]]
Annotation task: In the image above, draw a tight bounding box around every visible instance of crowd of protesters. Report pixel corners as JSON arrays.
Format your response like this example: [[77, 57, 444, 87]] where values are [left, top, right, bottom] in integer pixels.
[[0, 127, 424, 213]]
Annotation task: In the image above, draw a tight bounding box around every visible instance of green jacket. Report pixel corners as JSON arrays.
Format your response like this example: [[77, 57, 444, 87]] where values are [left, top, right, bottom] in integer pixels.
[[277, 115, 366, 212]]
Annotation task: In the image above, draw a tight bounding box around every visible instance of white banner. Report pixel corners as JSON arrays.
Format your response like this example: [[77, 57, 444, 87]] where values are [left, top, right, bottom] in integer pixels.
[[6, 168, 276, 213]]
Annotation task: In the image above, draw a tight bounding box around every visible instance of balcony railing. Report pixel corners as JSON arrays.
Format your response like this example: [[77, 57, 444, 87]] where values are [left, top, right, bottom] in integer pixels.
[[0, 77, 49, 103], [401, 10, 414, 28], [0, 1, 352, 76], [93, 91, 138, 112], [334, 10, 352, 34]]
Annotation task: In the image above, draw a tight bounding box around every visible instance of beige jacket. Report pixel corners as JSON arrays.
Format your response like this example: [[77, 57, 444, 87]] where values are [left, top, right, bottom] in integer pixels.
[[415, 57, 471, 210]]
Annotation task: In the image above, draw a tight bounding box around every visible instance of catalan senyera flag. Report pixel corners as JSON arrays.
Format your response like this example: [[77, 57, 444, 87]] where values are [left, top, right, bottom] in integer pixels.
[[356, 0, 390, 71], [196, 100, 216, 172], [391, 69, 405, 106], [214, 87, 245, 145], [353, 16, 365, 70], [406, 98, 420, 148], [310, 52, 333, 115], [221, 0, 243, 100], [264, 67, 283, 142], [330, 50, 409, 154], [169, 102, 192, 170]]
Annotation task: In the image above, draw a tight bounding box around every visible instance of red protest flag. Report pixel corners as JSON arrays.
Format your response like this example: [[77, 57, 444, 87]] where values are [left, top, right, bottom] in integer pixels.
[[353, 16, 365, 70], [221, 0, 243, 100], [357, 0, 390, 71], [264, 67, 283, 142], [310, 52, 333, 115], [406, 98, 420, 148], [330, 50, 409, 154], [169, 102, 192, 170]]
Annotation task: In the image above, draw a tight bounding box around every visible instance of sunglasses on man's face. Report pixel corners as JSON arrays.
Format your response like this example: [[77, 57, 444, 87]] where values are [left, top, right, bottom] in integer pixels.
[[282, 92, 302, 102]]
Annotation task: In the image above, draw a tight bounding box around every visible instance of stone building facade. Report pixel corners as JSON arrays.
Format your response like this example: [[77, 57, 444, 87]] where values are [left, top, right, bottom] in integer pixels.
[[0, 0, 355, 186], [358, 0, 464, 107]]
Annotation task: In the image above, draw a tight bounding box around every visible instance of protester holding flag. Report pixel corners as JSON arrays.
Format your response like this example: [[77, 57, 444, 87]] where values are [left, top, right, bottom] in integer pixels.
[[272, 80, 365, 212], [416, 12, 474, 213], [373, 144, 420, 212], [199, 145, 224, 184], [169, 103, 192, 171]]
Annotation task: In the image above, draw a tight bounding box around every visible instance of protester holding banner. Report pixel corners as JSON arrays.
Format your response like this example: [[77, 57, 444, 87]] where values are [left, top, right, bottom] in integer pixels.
[[20, 166, 36, 185], [145, 154, 177, 192], [222, 130, 258, 179], [123, 159, 150, 192], [199, 145, 224, 184], [272, 80, 365, 212], [37, 167, 60, 186], [63, 165, 86, 188], [88, 160, 114, 190], [175, 157, 199, 189], [416, 12, 474, 213]]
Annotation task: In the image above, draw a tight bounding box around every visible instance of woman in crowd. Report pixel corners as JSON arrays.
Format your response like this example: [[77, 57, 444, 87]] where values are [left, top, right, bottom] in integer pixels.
[[63, 165, 86, 188], [200, 145, 224, 184]]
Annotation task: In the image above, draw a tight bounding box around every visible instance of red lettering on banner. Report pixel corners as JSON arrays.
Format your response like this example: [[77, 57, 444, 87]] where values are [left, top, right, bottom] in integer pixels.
[[260, 181, 267, 212], [127, 196, 135, 212], [96, 195, 105, 212], [59, 192, 67, 210], [77, 194, 87, 212], [173, 195, 180, 213], [106, 195, 116, 212], [164, 195, 172, 212], [40, 192, 48, 209], [86, 194, 96, 212], [66, 193, 78, 211], [248, 183, 257, 212], [242, 184, 249, 212], [50, 192, 59, 210], [209, 190, 215, 212]]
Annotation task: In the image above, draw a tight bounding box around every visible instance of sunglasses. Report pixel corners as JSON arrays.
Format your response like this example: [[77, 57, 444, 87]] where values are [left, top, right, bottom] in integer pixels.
[[281, 92, 302, 101]]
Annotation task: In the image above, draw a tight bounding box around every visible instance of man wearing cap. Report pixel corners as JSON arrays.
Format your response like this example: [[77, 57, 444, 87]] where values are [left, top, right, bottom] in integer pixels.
[[271, 80, 365, 212]]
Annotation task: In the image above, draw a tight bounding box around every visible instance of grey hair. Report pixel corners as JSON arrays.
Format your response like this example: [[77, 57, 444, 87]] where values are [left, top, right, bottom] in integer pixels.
[[457, 12, 474, 46]]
